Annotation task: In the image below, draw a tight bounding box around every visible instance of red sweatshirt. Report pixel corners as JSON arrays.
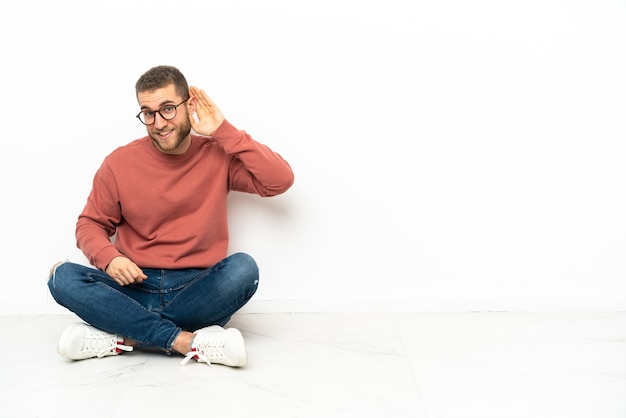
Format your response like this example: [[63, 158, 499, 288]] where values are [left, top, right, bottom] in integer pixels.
[[76, 120, 294, 271]]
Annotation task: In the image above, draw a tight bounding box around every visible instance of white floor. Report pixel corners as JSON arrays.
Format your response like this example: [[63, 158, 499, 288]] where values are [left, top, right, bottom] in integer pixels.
[[1, 312, 625, 418]]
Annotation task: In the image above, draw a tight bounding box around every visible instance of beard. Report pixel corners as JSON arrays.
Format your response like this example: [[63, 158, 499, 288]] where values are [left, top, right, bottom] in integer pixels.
[[149, 119, 192, 154]]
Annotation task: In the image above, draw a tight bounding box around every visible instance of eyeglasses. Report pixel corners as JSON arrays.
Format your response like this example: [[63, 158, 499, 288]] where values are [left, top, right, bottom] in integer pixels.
[[136, 99, 188, 125]]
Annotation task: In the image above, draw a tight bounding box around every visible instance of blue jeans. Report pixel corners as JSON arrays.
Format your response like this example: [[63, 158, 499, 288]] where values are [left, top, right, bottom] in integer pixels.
[[47, 252, 259, 352]]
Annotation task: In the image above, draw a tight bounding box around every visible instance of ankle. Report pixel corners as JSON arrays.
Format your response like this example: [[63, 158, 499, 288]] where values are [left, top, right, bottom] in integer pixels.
[[172, 331, 194, 355], [122, 338, 137, 347]]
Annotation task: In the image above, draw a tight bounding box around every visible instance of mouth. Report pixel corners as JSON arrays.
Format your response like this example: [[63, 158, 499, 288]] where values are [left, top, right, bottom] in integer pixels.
[[155, 130, 173, 140]]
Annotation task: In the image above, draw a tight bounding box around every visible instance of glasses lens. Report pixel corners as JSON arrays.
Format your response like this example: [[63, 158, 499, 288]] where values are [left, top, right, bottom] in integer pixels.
[[160, 105, 177, 120], [139, 112, 154, 125]]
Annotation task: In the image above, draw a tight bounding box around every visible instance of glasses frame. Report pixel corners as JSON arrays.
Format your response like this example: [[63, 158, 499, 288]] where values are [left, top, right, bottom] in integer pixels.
[[136, 98, 188, 125]]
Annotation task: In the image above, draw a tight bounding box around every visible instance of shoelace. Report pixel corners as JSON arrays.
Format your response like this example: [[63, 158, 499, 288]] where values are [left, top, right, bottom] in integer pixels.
[[80, 332, 133, 358], [180, 341, 227, 366]]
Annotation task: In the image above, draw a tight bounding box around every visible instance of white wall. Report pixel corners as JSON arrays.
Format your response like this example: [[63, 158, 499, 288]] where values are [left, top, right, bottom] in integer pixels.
[[1, 0, 625, 315]]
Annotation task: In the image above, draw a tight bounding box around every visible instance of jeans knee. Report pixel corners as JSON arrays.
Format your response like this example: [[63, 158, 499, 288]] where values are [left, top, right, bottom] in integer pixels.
[[231, 252, 259, 283], [47, 262, 90, 301], [48, 261, 68, 290], [47, 262, 70, 303]]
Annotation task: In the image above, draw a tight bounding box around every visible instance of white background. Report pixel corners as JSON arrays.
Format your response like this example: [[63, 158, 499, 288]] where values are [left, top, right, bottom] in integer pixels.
[[1, 0, 625, 315]]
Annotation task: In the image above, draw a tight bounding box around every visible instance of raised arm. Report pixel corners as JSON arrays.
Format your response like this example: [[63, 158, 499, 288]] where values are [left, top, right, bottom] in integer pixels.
[[188, 86, 294, 196]]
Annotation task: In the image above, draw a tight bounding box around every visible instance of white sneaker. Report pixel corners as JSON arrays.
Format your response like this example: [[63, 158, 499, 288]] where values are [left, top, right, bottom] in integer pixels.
[[57, 323, 133, 360], [181, 325, 247, 367]]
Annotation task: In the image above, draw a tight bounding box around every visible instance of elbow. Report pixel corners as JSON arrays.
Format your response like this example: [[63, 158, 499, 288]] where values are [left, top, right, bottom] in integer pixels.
[[261, 169, 295, 197]]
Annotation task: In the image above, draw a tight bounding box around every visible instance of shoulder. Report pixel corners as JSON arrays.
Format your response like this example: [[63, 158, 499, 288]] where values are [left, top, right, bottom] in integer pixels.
[[193, 134, 226, 156], [104, 137, 149, 162], [193, 134, 217, 147]]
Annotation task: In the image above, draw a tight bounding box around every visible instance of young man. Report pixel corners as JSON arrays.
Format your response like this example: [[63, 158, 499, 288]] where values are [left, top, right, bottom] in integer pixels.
[[48, 65, 294, 367]]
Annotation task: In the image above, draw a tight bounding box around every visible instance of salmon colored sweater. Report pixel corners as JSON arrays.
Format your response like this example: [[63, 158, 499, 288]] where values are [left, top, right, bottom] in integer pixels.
[[76, 120, 294, 271]]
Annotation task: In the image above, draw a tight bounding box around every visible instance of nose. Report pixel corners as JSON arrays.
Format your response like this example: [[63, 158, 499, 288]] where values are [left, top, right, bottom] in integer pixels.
[[153, 112, 168, 129]]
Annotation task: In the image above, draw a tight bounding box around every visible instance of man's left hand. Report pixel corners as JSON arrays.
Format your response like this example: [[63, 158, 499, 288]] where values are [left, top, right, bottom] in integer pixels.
[[188, 86, 225, 136]]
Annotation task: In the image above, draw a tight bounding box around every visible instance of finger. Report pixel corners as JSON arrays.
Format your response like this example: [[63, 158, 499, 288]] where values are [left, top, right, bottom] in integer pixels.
[[134, 269, 148, 282], [200, 90, 218, 110], [119, 269, 133, 285], [192, 87, 214, 111], [119, 266, 139, 284], [127, 263, 146, 281], [114, 275, 130, 286], [189, 86, 207, 107]]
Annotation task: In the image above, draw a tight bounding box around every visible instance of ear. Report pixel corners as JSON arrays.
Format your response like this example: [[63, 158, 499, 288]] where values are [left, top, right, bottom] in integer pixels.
[[187, 95, 197, 113]]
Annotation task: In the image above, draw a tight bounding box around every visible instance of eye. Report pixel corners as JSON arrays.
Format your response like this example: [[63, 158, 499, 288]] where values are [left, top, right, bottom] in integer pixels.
[[143, 110, 155, 117], [161, 105, 176, 114]]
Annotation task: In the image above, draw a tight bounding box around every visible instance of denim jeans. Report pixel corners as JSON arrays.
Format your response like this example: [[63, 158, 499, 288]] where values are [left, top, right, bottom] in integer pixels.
[[47, 252, 259, 352]]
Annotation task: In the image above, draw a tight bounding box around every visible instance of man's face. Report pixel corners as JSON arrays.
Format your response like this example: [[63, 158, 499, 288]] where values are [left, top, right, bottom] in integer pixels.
[[137, 84, 191, 155]]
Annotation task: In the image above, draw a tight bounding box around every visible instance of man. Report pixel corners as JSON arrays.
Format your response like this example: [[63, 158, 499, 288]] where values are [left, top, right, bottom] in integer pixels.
[[47, 65, 294, 367]]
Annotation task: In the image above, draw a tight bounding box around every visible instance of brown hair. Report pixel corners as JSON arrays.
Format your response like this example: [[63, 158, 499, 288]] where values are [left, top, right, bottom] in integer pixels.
[[135, 65, 189, 99]]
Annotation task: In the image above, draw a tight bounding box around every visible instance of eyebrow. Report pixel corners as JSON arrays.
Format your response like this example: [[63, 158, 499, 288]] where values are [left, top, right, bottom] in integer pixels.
[[140, 100, 177, 111]]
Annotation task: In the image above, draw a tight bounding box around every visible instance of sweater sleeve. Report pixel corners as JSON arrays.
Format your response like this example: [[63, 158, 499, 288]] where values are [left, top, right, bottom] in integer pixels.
[[75, 161, 125, 271], [211, 120, 294, 196]]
